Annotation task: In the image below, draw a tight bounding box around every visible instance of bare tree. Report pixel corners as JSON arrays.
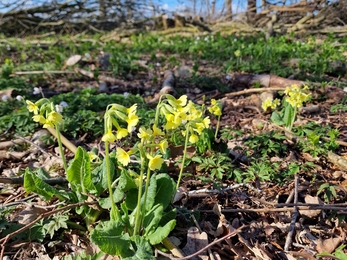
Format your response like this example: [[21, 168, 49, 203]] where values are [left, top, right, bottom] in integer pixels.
[[247, 0, 256, 22], [225, 0, 232, 17]]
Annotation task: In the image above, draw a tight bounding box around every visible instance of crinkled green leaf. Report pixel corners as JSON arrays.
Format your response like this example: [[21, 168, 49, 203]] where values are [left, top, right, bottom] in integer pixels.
[[147, 219, 176, 245], [118, 169, 137, 192], [67, 146, 96, 194], [90, 220, 132, 256], [154, 174, 175, 210], [122, 236, 154, 260], [144, 174, 157, 212], [283, 104, 294, 128], [270, 111, 284, 126], [98, 188, 124, 209], [143, 204, 163, 236], [24, 168, 65, 201]]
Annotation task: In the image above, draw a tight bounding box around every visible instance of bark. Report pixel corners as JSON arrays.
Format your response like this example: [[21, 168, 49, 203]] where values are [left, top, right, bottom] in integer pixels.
[[225, 0, 232, 16], [247, 0, 257, 22]]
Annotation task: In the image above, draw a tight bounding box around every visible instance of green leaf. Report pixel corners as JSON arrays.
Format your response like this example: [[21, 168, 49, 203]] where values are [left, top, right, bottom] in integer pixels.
[[43, 212, 69, 239], [283, 104, 295, 128], [147, 219, 176, 245], [90, 220, 132, 256], [144, 175, 157, 212], [154, 174, 176, 210], [143, 204, 163, 236], [24, 168, 66, 201], [67, 147, 96, 194], [98, 188, 125, 209], [123, 236, 154, 260], [118, 169, 137, 192], [125, 188, 138, 211], [270, 112, 284, 125]]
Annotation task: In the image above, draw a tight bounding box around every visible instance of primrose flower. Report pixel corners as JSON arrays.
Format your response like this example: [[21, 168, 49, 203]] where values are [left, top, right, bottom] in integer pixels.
[[126, 113, 139, 132], [26, 100, 39, 115], [46, 111, 64, 125], [116, 127, 128, 140], [138, 127, 153, 142], [208, 99, 222, 116], [116, 147, 131, 166], [262, 97, 280, 111], [147, 154, 164, 170], [189, 134, 199, 143], [234, 50, 241, 57], [32, 115, 46, 124], [102, 131, 116, 142], [152, 124, 164, 137], [284, 85, 311, 108], [158, 140, 168, 154]]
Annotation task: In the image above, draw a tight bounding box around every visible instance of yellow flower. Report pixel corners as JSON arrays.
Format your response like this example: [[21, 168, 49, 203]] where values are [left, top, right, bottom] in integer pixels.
[[189, 134, 199, 143], [158, 140, 168, 154], [126, 113, 139, 132], [271, 99, 281, 109], [116, 147, 131, 166], [102, 131, 116, 142], [208, 99, 222, 116], [88, 151, 99, 162], [152, 124, 164, 137], [138, 127, 153, 141], [43, 121, 54, 128], [126, 104, 137, 116], [147, 154, 164, 170], [261, 97, 273, 111], [116, 128, 128, 139], [166, 94, 187, 108], [46, 111, 63, 125], [234, 50, 241, 57], [26, 100, 39, 115], [202, 117, 211, 128], [284, 84, 311, 108], [32, 115, 46, 124]]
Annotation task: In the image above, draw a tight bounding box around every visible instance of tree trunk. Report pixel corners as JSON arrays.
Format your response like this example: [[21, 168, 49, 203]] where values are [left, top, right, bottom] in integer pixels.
[[226, 0, 232, 17], [247, 0, 256, 23], [99, 0, 106, 22]]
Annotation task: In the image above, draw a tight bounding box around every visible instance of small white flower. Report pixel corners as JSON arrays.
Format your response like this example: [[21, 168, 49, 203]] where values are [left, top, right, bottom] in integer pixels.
[[123, 92, 130, 98], [6, 44, 10, 51], [16, 95, 24, 101], [225, 75, 231, 80], [156, 62, 161, 67], [343, 87, 347, 92], [2, 95, 9, 101], [196, 36, 200, 41], [84, 53, 91, 59], [59, 101, 68, 108], [55, 105, 63, 113], [33, 87, 41, 95], [204, 36, 209, 42], [37, 43, 40, 47], [234, 38, 237, 42]]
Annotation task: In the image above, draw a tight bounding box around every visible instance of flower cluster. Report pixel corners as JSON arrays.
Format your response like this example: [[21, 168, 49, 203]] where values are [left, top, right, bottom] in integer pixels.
[[159, 94, 210, 144], [261, 97, 280, 111], [102, 104, 139, 143], [284, 85, 311, 108], [208, 99, 222, 116], [26, 99, 64, 128]]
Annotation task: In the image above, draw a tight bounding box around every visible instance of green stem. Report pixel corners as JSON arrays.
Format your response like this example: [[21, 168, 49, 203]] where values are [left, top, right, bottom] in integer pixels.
[[176, 125, 190, 190], [289, 107, 297, 131], [55, 125, 67, 171], [134, 148, 146, 236], [140, 166, 152, 228], [154, 95, 164, 126], [105, 141, 119, 220], [215, 115, 221, 139]]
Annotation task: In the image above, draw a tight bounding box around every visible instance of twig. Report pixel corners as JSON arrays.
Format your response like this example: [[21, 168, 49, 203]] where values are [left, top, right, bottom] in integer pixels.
[[157, 226, 243, 260], [225, 87, 286, 97], [0, 177, 68, 185], [0, 200, 97, 245], [199, 204, 347, 213], [13, 134, 52, 157], [284, 174, 299, 251]]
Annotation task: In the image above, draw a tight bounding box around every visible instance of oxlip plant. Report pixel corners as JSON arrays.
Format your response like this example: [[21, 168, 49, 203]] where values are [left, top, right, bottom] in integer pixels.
[[23, 93, 217, 259], [262, 84, 311, 131]]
